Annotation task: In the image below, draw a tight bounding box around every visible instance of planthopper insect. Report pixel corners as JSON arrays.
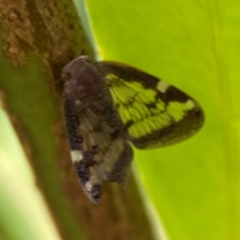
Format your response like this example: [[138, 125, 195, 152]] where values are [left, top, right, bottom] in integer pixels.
[[61, 56, 204, 203]]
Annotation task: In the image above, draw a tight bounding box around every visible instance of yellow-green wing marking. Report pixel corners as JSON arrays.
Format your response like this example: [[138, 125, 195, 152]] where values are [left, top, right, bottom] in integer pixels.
[[95, 62, 204, 149]]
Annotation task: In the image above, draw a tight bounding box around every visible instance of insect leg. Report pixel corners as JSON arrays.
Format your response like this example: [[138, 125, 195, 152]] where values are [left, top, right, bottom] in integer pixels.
[[107, 142, 133, 187]]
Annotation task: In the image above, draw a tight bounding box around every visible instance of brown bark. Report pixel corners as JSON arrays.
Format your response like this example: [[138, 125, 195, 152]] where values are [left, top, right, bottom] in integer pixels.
[[0, 0, 156, 239]]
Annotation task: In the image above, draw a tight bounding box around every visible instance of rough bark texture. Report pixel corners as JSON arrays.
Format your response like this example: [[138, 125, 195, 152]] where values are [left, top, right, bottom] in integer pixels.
[[0, 1, 155, 239]]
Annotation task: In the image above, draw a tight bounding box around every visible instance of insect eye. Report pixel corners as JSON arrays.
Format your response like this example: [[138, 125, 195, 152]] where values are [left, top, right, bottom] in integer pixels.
[[79, 55, 91, 63], [61, 71, 71, 81]]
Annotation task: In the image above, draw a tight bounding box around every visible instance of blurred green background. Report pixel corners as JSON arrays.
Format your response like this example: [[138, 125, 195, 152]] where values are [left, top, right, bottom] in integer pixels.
[[74, 0, 240, 239]]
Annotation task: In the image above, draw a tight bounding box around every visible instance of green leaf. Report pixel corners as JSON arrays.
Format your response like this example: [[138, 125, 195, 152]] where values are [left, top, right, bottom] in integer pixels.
[[77, 0, 240, 239], [0, 107, 61, 240]]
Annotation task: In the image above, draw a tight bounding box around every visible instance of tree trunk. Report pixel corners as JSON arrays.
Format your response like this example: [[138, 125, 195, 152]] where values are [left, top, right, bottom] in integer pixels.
[[0, 1, 156, 239]]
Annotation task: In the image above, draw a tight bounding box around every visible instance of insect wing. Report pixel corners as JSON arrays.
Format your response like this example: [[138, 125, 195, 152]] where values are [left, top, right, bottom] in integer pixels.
[[95, 61, 204, 149]]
